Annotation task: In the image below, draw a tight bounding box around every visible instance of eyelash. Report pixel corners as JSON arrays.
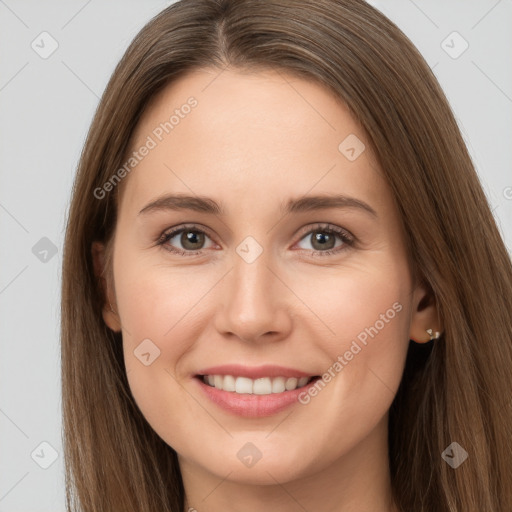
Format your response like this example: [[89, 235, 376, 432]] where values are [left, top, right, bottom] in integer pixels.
[[156, 223, 355, 258]]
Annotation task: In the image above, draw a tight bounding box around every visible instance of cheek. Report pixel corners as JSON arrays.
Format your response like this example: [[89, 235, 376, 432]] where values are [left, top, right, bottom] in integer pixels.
[[276, 265, 411, 471], [114, 256, 218, 446], [294, 261, 411, 400], [297, 260, 410, 344], [115, 252, 211, 353]]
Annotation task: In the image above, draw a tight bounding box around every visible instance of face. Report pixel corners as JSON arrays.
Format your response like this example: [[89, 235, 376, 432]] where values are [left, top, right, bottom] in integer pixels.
[[94, 67, 436, 486]]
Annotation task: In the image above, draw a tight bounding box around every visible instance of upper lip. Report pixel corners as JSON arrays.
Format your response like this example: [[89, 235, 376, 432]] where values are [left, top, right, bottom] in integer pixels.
[[196, 364, 316, 380]]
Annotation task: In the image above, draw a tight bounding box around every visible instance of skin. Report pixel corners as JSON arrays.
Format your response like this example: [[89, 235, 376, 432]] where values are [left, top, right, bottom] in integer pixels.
[[92, 67, 441, 512]]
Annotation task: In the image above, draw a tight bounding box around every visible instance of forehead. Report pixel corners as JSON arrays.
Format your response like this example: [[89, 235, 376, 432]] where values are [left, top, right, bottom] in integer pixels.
[[119, 67, 385, 215], [132, 67, 362, 150]]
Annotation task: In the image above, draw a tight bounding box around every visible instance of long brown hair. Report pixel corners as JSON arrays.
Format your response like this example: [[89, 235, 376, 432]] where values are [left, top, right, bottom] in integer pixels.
[[61, 0, 512, 510]]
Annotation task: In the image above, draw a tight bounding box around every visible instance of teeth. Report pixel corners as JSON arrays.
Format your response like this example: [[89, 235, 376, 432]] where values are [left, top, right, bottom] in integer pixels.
[[202, 375, 313, 394], [253, 377, 271, 395], [223, 374, 236, 392], [235, 377, 253, 394], [272, 377, 286, 393], [297, 377, 309, 387], [213, 375, 223, 388], [285, 377, 298, 390]]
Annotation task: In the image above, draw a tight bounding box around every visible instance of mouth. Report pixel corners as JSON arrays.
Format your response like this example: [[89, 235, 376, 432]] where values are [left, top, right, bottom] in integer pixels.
[[195, 374, 320, 395], [193, 366, 322, 417], [193, 364, 322, 417]]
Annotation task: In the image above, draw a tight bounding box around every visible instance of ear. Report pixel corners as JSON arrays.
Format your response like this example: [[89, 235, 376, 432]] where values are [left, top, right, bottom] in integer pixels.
[[91, 241, 122, 333], [409, 279, 443, 344]]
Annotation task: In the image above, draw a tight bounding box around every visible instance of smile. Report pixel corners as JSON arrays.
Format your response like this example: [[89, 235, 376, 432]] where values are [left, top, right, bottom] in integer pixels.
[[193, 365, 322, 417], [200, 374, 316, 394]]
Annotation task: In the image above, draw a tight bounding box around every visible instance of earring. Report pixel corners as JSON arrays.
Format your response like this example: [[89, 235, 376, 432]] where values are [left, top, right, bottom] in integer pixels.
[[109, 299, 117, 315], [426, 328, 441, 341]]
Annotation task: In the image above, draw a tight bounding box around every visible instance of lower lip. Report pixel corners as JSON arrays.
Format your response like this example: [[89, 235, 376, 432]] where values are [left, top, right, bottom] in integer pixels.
[[194, 376, 320, 418]]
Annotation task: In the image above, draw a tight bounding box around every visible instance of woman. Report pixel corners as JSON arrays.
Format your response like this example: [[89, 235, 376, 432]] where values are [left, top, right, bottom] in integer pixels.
[[61, 0, 512, 510]]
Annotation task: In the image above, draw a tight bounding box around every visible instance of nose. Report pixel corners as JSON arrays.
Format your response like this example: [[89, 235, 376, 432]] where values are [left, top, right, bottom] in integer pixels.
[[213, 249, 293, 344]]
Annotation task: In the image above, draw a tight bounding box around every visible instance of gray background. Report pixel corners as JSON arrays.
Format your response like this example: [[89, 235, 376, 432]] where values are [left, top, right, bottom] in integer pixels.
[[0, 1, 510, 510]]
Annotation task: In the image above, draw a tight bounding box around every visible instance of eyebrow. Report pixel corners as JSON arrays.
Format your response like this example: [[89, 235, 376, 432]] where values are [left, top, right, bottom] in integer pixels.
[[138, 193, 377, 217]]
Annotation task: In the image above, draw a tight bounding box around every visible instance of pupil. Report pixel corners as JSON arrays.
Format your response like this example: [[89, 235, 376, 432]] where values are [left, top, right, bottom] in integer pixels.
[[182, 230, 204, 249], [313, 231, 334, 250]]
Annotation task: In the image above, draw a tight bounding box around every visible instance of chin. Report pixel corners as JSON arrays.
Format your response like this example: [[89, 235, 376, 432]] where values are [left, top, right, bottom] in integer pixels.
[[191, 442, 317, 485]]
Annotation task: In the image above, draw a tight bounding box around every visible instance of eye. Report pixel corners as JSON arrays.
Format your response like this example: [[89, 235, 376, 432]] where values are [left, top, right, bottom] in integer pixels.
[[294, 223, 355, 256], [157, 222, 355, 257], [157, 224, 216, 256]]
